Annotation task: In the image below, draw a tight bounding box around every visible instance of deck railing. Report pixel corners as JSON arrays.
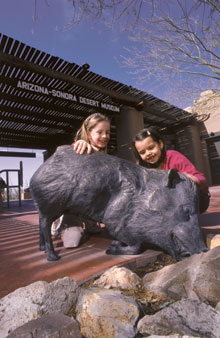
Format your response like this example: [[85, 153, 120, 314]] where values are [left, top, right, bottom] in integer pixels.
[[0, 161, 23, 207]]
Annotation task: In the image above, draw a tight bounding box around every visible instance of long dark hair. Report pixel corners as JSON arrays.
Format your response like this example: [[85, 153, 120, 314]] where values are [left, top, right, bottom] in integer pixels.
[[132, 127, 166, 168]]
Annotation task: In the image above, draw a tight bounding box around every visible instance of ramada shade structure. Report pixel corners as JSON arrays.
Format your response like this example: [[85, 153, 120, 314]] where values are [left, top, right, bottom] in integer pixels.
[[0, 33, 200, 153]]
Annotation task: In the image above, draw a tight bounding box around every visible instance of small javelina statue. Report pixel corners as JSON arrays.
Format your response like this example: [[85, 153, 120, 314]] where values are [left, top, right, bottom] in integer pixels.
[[30, 145, 207, 261]]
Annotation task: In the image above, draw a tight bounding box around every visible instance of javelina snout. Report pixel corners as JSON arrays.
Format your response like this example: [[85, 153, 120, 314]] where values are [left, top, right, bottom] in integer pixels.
[[170, 223, 208, 261]]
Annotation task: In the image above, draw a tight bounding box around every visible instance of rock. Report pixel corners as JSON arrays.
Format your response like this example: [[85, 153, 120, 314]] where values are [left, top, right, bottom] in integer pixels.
[[76, 287, 139, 338], [6, 313, 82, 338], [189, 89, 220, 133], [206, 234, 220, 249], [2, 249, 220, 338], [143, 246, 220, 305], [0, 277, 80, 338], [147, 335, 198, 338], [199, 89, 216, 99], [137, 299, 220, 338], [94, 266, 141, 289]]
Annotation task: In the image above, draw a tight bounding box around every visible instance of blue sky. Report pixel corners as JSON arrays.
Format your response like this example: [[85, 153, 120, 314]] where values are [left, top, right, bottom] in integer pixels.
[[0, 0, 194, 188], [1, 0, 147, 188], [1, 0, 137, 85]]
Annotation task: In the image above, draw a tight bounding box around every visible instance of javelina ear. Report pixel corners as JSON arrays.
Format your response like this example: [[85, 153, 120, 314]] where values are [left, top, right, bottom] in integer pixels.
[[167, 168, 181, 188]]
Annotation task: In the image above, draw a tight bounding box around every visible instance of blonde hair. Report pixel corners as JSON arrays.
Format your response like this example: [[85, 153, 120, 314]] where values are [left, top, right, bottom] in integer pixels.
[[75, 113, 110, 143]]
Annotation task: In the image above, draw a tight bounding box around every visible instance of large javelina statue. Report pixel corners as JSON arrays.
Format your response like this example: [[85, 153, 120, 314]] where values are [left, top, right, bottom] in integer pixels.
[[30, 145, 207, 261]]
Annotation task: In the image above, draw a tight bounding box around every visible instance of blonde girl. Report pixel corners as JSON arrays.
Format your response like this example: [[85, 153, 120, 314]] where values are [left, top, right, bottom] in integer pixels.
[[73, 113, 110, 154], [51, 113, 111, 239]]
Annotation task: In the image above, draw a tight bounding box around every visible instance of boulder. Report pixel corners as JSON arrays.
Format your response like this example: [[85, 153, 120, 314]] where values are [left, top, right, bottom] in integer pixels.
[[137, 299, 220, 338], [143, 246, 220, 305], [206, 234, 220, 249], [147, 335, 198, 338], [6, 313, 82, 338], [94, 266, 141, 289], [0, 277, 80, 338], [76, 287, 139, 338]]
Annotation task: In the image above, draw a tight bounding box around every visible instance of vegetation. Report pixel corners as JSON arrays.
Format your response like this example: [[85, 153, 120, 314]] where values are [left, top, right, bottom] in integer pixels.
[[36, 0, 220, 106]]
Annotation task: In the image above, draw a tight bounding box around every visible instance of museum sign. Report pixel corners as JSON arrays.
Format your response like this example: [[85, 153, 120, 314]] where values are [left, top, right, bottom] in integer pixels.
[[17, 80, 120, 112]]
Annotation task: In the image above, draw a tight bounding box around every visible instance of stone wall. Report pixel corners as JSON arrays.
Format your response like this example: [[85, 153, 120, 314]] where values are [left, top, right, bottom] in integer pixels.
[[187, 89, 220, 135], [185, 89, 220, 185]]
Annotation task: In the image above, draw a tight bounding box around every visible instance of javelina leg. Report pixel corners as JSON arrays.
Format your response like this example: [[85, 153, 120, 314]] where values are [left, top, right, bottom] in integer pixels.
[[106, 241, 141, 255], [39, 213, 47, 251], [39, 214, 60, 261], [39, 225, 45, 251], [109, 240, 123, 246]]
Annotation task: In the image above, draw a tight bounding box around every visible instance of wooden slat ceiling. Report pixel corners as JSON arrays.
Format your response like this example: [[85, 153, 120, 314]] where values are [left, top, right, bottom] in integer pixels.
[[0, 33, 197, 151]]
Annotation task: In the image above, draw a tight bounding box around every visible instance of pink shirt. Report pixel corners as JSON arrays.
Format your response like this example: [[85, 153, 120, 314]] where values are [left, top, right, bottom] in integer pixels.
[[162, 150, 209, 193]]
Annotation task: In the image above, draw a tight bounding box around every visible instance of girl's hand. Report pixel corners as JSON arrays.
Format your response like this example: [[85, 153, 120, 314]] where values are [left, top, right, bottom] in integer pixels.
[[73, 140, 92, 154], [183, 172, 200, 186]]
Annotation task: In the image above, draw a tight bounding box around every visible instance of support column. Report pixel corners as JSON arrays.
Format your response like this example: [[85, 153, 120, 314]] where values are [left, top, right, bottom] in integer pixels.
[[116, 106, 144, 162], [188, 122, 212, 185], [43, 147, 56, 161], [0, 189, 3, 213]]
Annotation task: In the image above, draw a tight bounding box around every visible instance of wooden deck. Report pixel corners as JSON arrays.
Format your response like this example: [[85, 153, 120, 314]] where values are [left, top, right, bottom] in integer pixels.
[[0, 186, 219, 299]]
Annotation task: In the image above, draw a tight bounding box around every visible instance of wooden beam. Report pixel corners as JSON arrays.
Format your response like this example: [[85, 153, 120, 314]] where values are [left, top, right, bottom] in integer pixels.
[[0, 127, 70, 143], [0, 139, 47, 150], [0, 76, 119, 115], [0, 92, 88, 121], [0, 51, 188, 122], [0, 94, 87, 132], [0, 111, 76, 133], [0, 151, 36, 158], [0, 51, 139, 107]]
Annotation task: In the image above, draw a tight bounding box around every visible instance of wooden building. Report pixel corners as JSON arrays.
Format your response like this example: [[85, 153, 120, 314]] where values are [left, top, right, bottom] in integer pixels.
[[0, 33, 212, 184]]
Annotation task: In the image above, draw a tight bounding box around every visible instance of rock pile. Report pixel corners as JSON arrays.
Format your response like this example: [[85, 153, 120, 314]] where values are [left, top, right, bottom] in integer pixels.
[[1, 246, 220, 338]]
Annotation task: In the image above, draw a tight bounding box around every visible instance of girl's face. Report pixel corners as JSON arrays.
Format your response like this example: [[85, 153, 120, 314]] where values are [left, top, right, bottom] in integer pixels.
[[88, 121, 110, 150], [135, 136, 164, 165]]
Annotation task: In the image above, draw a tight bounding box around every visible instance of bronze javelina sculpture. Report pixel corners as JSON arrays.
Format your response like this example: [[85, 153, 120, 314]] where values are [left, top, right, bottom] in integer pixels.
[[30, 145, 207, 261]]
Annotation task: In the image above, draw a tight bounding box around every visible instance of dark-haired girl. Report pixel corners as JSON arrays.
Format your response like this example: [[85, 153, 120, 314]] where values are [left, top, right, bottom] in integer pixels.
[[133, 128, 210, 213]]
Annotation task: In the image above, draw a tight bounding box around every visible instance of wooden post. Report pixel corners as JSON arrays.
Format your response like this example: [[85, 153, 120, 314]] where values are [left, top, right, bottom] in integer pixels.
[[116, 106, 144, 162], [0, 189, 3, 213]]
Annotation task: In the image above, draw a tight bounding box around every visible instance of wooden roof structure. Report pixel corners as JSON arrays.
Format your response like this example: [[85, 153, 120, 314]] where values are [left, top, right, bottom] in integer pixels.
[[0, 33, 199, 152]]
